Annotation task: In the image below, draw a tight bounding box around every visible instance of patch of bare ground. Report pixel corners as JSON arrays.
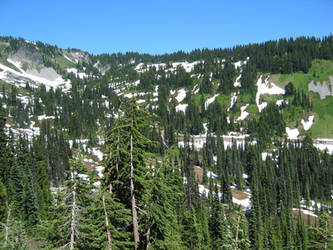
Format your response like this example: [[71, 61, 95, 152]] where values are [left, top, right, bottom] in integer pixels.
[[232, 188, 250, 200], [194, 165, 203, 183], [292, 210, 333, 227]]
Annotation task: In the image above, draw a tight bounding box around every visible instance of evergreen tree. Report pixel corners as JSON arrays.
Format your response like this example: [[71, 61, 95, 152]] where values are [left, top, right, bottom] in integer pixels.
[[43, 154, 93, 249], [308, 211, 333, 250], [0, 180, 7, 223], [104, 99, 156, 249]]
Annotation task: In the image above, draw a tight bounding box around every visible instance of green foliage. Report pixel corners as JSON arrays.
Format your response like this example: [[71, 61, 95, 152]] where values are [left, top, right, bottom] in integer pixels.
[[0, 180, 7, 223], [308, 211, 333, 249], [311, 95, 333, 137]]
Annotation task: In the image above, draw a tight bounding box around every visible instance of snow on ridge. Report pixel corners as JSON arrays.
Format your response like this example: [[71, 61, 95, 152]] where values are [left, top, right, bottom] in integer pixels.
[[286, 127, 299, 140], [236, 104, 249, 121], [204, 94, 219, 109], [301, 115, 314, 131], [256, 75, 285, 112]]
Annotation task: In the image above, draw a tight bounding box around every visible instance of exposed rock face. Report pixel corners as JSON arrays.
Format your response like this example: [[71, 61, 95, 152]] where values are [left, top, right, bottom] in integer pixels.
[[10, 47, 43, 65], [93, 61, 110, 75], [26, 67, 59, 81], [308, 76, 333, 99], [69, 50, 91, 63]]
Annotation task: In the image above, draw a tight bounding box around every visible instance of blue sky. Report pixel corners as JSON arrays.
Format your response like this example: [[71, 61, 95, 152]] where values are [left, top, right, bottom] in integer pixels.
[[1, 0, 332, 55]]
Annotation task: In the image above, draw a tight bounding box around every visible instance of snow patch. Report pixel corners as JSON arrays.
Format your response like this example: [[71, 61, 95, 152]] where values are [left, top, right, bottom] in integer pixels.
[[207, 171, 218, 179], [64, 55, 75, 64], [175, 103, 188, 113], [262, 152, 273, 161], [276, 99, 285, 106], [204, 94, 219, 109], [91, 148, 103, 161], [227, 92, 237, 111], [95, 166, 104, 178], [37, 115, 55, 120], [175, 88, 186, 102], [256, 75, 285, 112], [232, 197, 251, 208], [313, 143, 333, 154], [236, 104, 249, 121], [233, 60, 247, 69], [233, 74, 242, 87], [292, 208, 317, 217], [171, 61, 201, 73], [301, 115, 314, 131], [199, 184, 210, 196], [286, 127, 299, 140]]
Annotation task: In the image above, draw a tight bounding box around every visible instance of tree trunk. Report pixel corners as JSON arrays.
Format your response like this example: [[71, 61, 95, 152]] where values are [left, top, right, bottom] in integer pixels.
[[130, 133, 140, 249], [234, 214, 241, 249], [70, 175, 76, 250], [103, 194, 112, 250], [4, 205, 10, 247], [146, 225, 151, 250], [324, 220, 328, 250]]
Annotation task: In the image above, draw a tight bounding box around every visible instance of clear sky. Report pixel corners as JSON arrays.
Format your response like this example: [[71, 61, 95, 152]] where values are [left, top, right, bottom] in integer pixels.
[[1, 0, 332, 55]]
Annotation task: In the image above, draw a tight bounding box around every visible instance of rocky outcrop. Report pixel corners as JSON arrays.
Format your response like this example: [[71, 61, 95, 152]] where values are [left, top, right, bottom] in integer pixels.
[[308, 76, 333, 99]]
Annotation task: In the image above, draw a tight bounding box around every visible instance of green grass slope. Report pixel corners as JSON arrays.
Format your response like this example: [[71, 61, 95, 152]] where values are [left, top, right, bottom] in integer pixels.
[[271, 59, 333, 138]]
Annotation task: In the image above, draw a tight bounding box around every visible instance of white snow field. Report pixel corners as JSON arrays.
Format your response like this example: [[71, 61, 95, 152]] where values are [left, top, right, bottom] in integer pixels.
[[301, 115, 314, 131], [256, 75, 285, 112], [0, 59, 70, 91]]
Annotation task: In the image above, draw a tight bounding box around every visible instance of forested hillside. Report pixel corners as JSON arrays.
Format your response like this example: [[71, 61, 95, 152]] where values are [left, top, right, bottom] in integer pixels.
[[0, 35, 333, 249]]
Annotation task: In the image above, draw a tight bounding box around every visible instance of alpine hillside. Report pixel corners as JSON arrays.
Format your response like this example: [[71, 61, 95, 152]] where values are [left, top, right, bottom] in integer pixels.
[[0, 35, 333, 249]]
